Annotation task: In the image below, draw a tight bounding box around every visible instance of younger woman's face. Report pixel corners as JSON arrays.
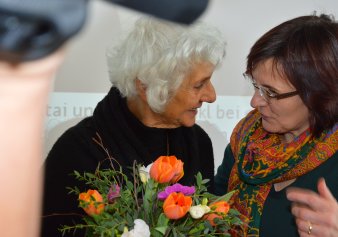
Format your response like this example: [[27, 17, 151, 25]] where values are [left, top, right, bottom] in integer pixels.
[[250, 58, 310, 141]]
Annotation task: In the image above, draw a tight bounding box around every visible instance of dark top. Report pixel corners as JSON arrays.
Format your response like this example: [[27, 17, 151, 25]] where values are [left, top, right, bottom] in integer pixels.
[[41, 87, 215, 237], [214, 145, 338, 237]]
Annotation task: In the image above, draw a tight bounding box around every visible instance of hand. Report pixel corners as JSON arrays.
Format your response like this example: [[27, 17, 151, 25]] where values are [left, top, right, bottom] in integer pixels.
[[286, 178, 338, 237]]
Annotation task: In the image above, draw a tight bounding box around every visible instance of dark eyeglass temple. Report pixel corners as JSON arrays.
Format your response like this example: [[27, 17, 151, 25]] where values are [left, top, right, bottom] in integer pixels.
[[275, 91, 299, 100]]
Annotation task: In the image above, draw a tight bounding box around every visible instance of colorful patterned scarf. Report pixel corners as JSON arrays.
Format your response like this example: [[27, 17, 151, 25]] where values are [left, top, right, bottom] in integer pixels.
[[228, 109, 338, 236]]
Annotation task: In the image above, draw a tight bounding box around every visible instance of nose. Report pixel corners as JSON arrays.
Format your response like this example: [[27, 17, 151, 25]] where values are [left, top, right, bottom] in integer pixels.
[[201, 81, 216, 103], [250, 90, 267, 108]]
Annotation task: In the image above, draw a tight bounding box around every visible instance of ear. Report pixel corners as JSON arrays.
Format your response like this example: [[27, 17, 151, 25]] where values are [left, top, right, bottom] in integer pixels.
[[135, 79, 147, 102]]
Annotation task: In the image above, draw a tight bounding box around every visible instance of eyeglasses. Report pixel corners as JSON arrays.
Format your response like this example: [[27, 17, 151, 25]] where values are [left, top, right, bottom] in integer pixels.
[[243, 73, 299, 102]]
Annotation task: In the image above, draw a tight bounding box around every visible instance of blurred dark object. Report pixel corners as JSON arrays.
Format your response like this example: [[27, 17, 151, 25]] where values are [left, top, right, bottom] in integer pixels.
[[0, 0, 209, 63], [0, 0, 87, 63], [112, 0, 209, 24]]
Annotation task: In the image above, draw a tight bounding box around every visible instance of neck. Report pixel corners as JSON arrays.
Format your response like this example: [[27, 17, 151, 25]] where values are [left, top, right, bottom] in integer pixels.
[[127, 96, 174, 128], [282, 127, 310, 144], [282, 133, 296, 143]]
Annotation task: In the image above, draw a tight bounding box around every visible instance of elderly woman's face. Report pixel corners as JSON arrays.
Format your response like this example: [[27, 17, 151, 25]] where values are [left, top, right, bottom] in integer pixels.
[[160, 61, 216, 128], [250, 58, 310, 142]]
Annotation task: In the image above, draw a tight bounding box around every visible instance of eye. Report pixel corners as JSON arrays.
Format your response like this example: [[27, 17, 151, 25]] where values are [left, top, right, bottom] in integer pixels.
[[263, 87, 278, 97], [194, 82, 204, 89], [251, 81, 259, 90]]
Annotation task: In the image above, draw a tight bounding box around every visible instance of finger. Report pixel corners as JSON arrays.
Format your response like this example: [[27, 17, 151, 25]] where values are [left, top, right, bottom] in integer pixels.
[[291, 201, 336, 228], [295, 219, 316, 236], [317, 178, 337, 202], [291, 202, 316, 221], [286, 187, 317, 201], [286, 188, 323, 210]]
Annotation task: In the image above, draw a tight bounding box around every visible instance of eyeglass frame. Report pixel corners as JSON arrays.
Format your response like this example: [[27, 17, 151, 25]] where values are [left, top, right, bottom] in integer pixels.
[[243, 73, 299, 101]]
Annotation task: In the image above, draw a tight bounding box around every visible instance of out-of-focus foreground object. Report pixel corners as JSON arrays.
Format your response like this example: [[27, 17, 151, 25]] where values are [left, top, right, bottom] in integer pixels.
[[0, 49, 65, 237], [0, 0, 208, 63]]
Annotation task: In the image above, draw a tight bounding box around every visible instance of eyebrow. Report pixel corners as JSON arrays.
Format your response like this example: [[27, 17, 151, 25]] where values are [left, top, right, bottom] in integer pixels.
[[194, 76, 211, 85], [252, 78, 280, 93], [261, 84, 278, 92]]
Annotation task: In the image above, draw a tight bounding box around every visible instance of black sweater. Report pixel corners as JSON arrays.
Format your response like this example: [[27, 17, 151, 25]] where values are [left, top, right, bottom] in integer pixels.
[[41, 87, 215, 237]]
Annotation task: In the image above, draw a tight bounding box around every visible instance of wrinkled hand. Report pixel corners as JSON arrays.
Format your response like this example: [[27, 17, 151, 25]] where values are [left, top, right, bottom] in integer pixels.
[[286, 178, 338, 237]]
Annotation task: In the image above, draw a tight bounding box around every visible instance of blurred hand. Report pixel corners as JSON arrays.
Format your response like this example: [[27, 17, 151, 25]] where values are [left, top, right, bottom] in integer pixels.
[[286, 178, 338, 237]]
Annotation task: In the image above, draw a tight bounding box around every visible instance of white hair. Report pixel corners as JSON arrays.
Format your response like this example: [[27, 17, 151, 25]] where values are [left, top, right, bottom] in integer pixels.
[[106, 17, 226, 112]]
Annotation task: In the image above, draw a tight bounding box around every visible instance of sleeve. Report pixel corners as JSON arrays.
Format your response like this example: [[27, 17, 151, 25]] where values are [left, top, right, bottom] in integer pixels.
[[214, 144, 235, 196], [41, 126, 98, 237]]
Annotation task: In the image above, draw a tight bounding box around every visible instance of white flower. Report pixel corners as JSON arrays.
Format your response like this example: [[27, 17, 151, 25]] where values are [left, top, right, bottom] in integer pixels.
[[189, 204, 211, 219], [121, 219, 150, 237], [139, 163, 152, 184]]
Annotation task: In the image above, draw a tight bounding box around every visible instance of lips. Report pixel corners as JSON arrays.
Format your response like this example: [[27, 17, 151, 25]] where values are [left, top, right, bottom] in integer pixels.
[[190, 109, 198, 115], [259, 112, 269, 120]]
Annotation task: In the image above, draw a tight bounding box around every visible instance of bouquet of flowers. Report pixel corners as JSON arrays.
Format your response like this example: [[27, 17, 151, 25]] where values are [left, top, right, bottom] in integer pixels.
[[61, 155, 243, 237]]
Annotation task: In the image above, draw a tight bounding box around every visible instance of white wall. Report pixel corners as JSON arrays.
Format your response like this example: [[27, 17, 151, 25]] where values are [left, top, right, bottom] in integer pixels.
[[45, 0, 338, 171]]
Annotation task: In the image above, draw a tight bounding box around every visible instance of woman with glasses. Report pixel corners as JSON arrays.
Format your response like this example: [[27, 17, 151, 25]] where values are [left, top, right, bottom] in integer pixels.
[[214, 14, 338, 237]]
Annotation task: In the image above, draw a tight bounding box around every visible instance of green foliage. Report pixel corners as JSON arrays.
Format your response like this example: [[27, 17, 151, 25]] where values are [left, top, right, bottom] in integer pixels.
[[60, 163, 243, 237]]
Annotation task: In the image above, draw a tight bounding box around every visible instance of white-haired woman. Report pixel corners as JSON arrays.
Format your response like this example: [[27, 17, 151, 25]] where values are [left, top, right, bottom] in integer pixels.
[[41, 17, 226, 237]]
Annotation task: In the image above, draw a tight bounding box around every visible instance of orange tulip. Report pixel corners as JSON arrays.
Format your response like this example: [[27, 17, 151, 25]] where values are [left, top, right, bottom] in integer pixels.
[[205, 201, 230, 226], [150, 156, 184, 183], [163, 192, 192, 219], [79, 189, 105, 216]]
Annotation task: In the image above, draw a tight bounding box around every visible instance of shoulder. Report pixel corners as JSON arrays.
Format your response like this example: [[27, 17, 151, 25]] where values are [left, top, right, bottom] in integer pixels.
[[190, 123, 212, 141], [53, 117, 95, 146], [296, 151, 338, 197], [45, 117, 97, 165]]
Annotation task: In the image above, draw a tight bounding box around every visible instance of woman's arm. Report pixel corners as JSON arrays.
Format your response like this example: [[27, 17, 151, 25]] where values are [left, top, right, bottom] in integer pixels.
[[0, 50, 64, 237], [214, 144, 235, 195]]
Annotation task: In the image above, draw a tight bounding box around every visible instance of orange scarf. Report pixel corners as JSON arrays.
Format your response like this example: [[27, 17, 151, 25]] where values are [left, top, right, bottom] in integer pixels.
[[228, 109, 338, 236]]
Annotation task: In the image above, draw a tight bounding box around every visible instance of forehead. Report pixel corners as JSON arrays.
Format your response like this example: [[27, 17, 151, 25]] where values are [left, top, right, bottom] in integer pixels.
[[253, 59, 281, 78], [252, 58, 294, 88], [184, 61, 215, 82], [252, 58, 295, 92]]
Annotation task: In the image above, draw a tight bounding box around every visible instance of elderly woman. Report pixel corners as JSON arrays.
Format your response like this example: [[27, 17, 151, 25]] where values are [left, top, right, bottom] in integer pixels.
[[41, 17, 226, 236], [214, 14, 338, 237]]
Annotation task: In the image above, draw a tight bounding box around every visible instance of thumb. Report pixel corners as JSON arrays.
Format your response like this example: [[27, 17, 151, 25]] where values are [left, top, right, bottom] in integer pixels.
[[318, 178, 336, 201]]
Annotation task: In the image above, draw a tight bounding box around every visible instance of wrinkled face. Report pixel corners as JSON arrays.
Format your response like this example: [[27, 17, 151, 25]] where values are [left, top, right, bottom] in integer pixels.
[[250, 59, 310, 141], [158, 61, 216, 128]]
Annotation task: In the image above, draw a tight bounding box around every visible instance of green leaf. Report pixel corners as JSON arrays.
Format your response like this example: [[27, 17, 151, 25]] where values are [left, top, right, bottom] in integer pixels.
[[156, 213, 169, 226], [188, 223, 204, 235], [196, 172, 202, 187], [154, 226, 167, 235], [213, 189, 237, 202]]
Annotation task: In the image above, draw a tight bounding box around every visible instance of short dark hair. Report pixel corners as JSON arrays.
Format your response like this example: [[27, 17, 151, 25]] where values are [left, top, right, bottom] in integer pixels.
[[246, 13, 338, 137]]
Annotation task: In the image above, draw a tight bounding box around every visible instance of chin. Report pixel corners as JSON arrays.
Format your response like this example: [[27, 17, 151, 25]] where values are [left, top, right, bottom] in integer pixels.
[[262, 121, 278, 133], [181, 118, 196, 127]]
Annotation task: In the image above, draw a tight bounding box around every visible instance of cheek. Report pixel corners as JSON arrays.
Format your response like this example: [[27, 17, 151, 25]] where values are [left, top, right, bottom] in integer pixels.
[[270, 101, 309, 126], [163, 99, 188, 120], [170, 94, 195, 111]]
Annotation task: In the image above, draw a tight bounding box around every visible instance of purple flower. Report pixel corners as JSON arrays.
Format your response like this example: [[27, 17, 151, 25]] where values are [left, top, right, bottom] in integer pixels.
[[157, 183, 195, 200], [107, 184, 120, 203]]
